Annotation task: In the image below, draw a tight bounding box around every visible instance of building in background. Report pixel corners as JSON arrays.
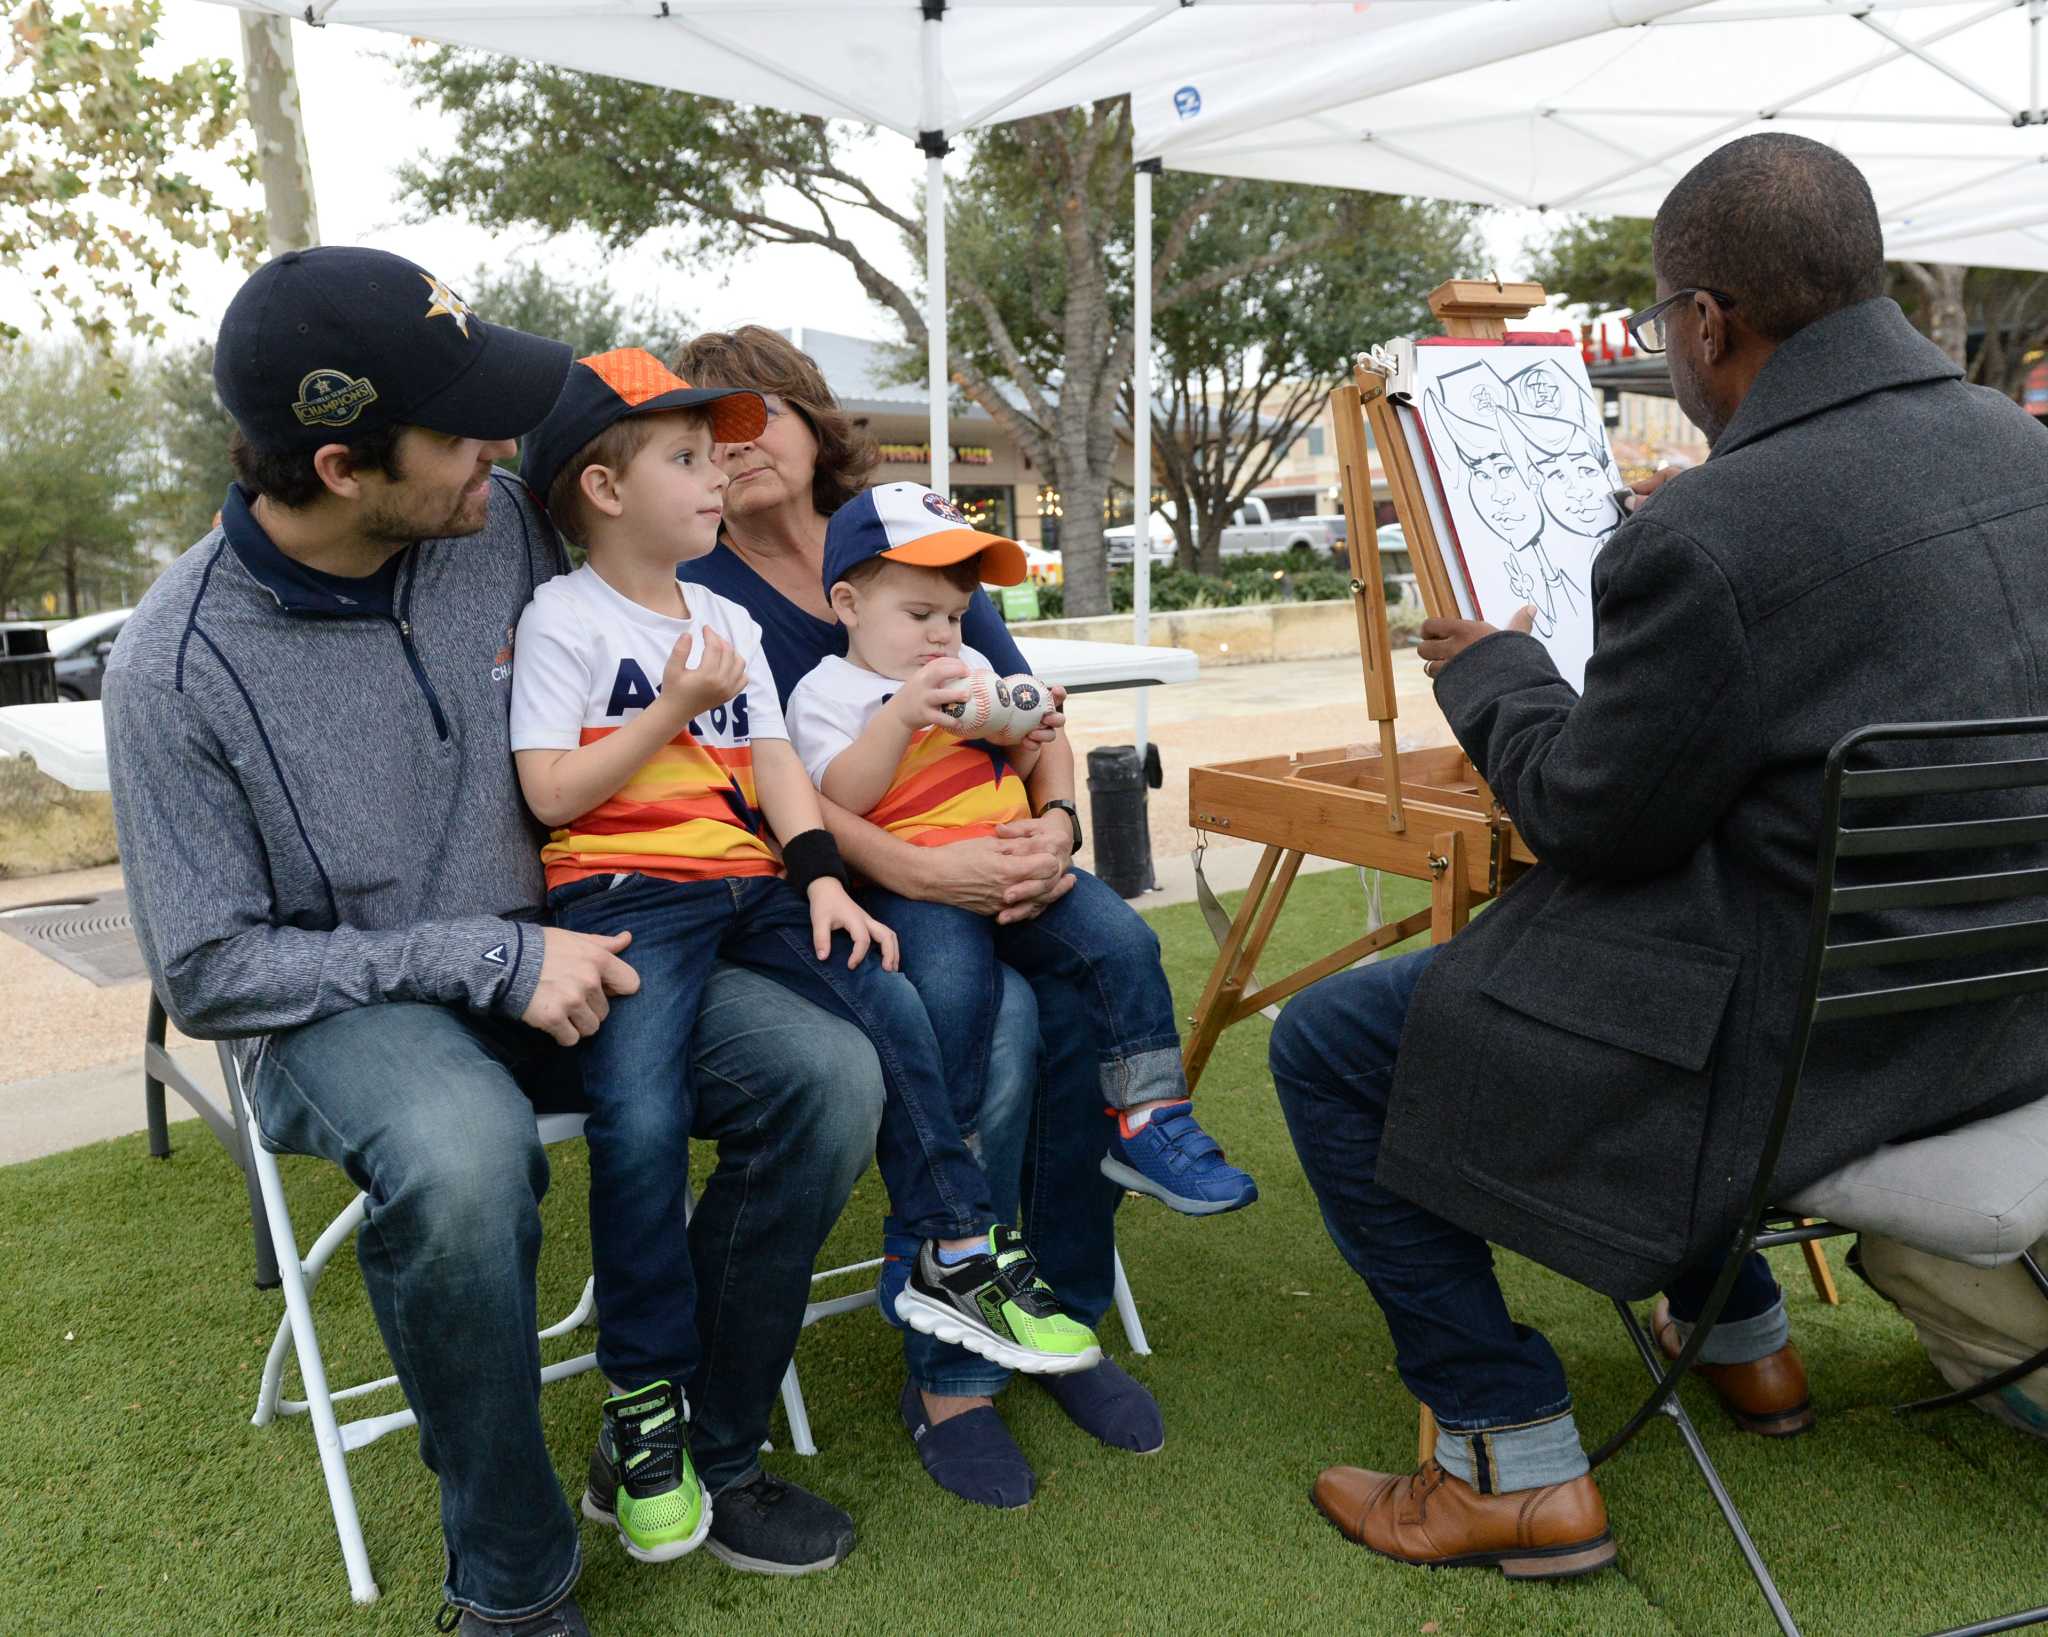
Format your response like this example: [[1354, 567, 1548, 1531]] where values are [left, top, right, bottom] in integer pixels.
[[787, 327, 1134, 548]]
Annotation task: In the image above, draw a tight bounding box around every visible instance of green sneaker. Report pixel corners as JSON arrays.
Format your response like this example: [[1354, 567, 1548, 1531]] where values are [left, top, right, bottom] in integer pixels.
[[580, 1379, 711, 1563], [893, 1226, 1103, 1376]]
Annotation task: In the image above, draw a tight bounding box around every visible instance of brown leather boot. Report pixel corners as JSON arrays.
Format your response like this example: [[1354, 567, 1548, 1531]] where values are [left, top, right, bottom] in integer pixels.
[[1310, 1461, 1617, 1580], [1652, 1296, 1815, 1437]]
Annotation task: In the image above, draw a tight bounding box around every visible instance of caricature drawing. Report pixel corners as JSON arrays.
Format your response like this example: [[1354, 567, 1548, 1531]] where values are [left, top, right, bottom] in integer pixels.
[[1421, 366, 1583, 641]]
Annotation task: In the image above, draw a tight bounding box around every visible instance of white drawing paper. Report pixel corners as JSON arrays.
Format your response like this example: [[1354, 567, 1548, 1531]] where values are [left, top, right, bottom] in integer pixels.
[[1402, 343, 1623, 692]]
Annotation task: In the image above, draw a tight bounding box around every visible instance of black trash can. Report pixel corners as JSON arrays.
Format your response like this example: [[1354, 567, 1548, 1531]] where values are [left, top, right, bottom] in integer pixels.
[[0, 624, 57, 707], [1086, 743, 1161, 899]]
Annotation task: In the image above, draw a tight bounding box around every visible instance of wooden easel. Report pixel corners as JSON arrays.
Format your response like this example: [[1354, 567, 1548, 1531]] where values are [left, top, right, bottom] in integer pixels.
[[1181, 279, 1836, 1462]]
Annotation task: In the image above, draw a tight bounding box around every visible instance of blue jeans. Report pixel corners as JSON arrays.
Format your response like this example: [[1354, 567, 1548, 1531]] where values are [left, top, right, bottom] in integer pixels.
[[861, 867, 1185, 1116], [550, 871, 996, 1389], [898, 967, 1038, 1397], [1269, 946, 1783, 1493], [249, 971, 881, 1619]]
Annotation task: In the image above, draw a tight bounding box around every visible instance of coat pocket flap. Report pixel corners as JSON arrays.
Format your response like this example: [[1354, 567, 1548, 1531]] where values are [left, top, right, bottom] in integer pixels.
[[1479, 925, 1740, 1072]]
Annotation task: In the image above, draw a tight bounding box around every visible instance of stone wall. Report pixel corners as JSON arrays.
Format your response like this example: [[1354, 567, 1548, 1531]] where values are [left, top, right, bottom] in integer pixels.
[[1011, 598, 1379, 667]]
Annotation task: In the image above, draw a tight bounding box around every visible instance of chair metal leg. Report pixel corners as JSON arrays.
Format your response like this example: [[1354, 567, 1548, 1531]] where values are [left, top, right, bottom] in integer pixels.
[[779, 1360, 817, 1458], [247, 1130, 380, 1605], [1613, 1300, 1802, 1637], [219, 1043, 280, 1289], [1111, 1246, 1150, 1356], [144, 990, 171, 1159]]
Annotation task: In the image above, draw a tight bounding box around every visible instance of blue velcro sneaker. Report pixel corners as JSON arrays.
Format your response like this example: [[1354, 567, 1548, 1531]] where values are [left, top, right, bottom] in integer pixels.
[[1100, 1101, 1258, 1216]]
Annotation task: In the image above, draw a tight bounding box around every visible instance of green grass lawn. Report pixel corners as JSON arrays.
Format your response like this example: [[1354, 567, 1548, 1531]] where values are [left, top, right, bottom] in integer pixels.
[[4, 869, 2042, 1635]]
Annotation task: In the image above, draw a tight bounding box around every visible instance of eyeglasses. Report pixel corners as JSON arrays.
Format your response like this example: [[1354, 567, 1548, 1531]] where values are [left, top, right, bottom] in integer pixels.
[[1624, 288, 1736, 354]]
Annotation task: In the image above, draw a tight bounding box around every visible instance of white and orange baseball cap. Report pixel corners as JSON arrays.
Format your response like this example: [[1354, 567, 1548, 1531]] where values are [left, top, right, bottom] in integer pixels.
[[822, 481, 1028, 595]]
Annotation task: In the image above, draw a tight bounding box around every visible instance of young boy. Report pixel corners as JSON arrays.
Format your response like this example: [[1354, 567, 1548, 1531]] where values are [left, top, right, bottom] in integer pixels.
[[511, 355, 1098, 1566], [785, 483, 1258, 1236]]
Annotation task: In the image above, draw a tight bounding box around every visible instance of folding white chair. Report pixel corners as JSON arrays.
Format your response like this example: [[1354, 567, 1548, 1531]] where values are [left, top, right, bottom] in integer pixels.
[[230, 1047, 606, 1606], [233, 1036, 1152, 1600]]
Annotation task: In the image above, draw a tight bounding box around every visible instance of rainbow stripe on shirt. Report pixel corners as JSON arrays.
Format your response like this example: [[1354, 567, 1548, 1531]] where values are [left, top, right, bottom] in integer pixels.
[[866, 727, 1030, 846], [541, 726, 778, 888]]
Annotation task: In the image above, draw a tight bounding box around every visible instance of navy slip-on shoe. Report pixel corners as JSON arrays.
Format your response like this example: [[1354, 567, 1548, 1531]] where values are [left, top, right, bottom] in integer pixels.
[[1034, 1357, 1165, 1454], [899, 1378, 1037, 1510]]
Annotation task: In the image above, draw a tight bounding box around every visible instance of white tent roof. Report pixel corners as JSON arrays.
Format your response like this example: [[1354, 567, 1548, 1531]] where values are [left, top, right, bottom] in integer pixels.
[[209, 0, 1468, 141], [1134, 0, 2048, 272]]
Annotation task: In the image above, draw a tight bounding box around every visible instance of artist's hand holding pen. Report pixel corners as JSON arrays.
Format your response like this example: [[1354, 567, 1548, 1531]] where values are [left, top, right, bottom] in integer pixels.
[[1421, 468, 1688, 679]]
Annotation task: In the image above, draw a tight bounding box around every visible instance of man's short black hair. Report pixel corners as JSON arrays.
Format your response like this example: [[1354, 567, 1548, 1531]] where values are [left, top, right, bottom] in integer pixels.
[[1652, 133, 1886, 342], [227, 422, 407, 510]]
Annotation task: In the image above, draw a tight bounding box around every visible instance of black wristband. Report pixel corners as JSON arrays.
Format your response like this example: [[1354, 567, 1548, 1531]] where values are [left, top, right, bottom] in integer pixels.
[[781, 828, 849, 898]]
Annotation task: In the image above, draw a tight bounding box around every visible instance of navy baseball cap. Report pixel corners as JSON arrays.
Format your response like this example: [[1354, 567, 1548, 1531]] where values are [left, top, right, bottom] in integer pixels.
[[212, 247, 572, 451], [521, 348, 769, 510], [822, 482, 1027, 598]]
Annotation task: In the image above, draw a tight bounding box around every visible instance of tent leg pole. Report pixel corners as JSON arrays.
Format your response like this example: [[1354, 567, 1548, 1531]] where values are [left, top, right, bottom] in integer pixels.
[[1132, 160, 1156, 770], [921, 5, 949, 497]]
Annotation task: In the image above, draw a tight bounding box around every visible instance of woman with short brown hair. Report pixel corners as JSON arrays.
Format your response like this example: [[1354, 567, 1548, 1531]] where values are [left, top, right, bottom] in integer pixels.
[[675, 325, 1166, 1511]]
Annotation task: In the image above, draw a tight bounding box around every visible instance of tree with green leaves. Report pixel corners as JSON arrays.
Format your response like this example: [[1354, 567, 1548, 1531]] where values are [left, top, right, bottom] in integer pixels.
[[147, 338, 236, 546], [460, 261, 692, 359], [0, 344, 156, 616], [1522, 215, 1656, 317], [4, 0, 260, 345], [1140, 180, 1478, 573], [398, 53, 1413, 616]]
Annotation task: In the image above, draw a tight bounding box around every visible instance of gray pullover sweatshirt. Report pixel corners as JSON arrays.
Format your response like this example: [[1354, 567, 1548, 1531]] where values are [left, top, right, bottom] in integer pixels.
[[104, 471, 565, 1040]]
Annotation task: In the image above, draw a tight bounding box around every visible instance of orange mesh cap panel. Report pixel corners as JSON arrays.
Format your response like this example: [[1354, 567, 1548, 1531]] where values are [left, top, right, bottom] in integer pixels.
[[582, 348, 688, 408]]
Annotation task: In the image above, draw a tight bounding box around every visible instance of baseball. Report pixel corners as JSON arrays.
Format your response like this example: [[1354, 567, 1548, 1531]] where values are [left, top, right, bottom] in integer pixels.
[[995, 674, 1052, 742], [939, 671, 1002, 736]]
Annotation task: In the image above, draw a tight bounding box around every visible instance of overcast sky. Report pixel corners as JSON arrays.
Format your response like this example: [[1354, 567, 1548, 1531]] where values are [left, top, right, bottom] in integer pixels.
[[16, 4, 1559, 355]]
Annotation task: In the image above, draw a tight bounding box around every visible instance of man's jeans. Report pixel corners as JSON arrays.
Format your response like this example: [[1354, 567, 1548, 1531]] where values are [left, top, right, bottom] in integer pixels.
[[250, 967, 883, 1621], [551, 871, 994, 1390], [861, 867, 1186, 1116], [1268, 945, 1785, 1494]]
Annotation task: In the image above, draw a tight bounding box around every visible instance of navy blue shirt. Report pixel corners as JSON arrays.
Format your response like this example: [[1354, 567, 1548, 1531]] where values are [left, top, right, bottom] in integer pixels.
[[220, 484, 402, 616], [681, 541, 1027, 707]]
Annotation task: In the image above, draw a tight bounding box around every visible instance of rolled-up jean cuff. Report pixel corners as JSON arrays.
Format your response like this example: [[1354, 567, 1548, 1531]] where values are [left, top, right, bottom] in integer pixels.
[[913, 1362, 1012, 1397], [1098, 1044, 1187, 1111], [444, 1541, 581, 1625], [1669, 1295, 1790, 1366], [1431, 1408, 1588, 1494]]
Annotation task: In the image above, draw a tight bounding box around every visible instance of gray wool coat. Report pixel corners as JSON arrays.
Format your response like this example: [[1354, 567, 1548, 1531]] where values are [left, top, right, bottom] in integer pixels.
[[1377, 297, 2048, 1299]]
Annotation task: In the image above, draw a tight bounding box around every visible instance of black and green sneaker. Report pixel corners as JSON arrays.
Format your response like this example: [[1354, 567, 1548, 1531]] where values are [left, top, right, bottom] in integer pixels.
[[893, 1226, 1102, 1376], [580, 1379, 711, 1563]]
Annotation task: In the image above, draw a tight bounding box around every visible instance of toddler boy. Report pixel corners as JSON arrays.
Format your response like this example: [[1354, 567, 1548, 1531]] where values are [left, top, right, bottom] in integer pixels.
[[785, 483, 1258, 1234]]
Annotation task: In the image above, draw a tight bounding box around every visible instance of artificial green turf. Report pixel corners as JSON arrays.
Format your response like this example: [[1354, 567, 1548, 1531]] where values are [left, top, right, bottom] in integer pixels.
[[4, 868, 2042, 1635]]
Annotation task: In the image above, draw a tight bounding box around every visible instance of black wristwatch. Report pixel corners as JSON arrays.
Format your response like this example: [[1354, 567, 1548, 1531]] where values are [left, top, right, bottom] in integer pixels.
[[1037, 798, 1082, 853]]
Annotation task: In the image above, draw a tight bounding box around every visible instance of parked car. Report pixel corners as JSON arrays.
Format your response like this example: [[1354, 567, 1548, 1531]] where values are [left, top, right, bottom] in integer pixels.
[[48, 607, 132, 701], [1219, 496, 1344, 557], [1104, 512, 1178, 567]]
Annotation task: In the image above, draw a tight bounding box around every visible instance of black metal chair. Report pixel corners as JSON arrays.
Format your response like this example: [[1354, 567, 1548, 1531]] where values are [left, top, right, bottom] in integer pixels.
[[1587, 718, 2048, 1637]]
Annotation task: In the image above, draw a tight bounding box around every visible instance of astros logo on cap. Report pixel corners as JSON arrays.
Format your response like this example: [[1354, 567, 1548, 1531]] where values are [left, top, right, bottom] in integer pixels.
[[292, 368, 379, 428], [421, 272, 475, 338]]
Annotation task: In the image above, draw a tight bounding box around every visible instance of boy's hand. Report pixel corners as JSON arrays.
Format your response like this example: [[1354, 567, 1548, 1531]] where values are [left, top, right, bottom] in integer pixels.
[[890, 657, 973, 731], [663, 628, 748, 722], [807, 877, 901, 971]]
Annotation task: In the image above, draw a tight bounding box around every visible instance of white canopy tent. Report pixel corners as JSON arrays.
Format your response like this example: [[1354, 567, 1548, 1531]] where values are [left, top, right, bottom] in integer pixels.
[[1116, 0, 2048, 710], [1133, 0, 2048, 271], [197, 0, 1466, 493]]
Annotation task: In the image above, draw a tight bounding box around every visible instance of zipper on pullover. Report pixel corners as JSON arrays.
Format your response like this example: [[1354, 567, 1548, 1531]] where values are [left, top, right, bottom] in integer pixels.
[[395, 555, 451, 741]]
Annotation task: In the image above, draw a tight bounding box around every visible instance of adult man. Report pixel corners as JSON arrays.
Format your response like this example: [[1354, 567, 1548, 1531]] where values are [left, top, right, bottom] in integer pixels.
[[1271, 133, 2048, 1576], [105, 249, 882, 1635]]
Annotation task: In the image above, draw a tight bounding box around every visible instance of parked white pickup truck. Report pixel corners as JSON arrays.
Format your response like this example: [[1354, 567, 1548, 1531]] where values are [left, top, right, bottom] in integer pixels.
[[1220, 496, 1345, 556], [1106, 497, 1345, 564]]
